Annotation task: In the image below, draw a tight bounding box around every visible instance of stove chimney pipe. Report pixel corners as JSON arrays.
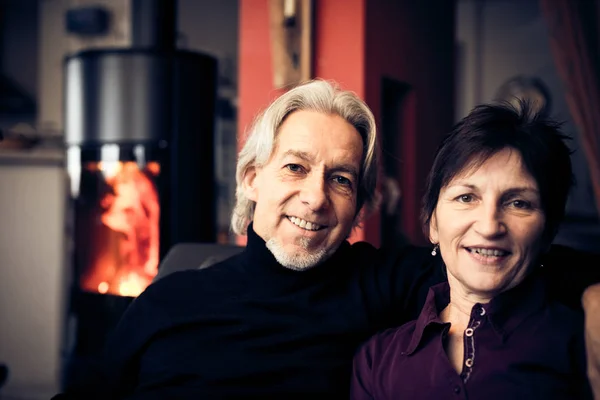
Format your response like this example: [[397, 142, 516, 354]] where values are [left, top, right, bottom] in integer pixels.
[[132, 0, 177, 51]]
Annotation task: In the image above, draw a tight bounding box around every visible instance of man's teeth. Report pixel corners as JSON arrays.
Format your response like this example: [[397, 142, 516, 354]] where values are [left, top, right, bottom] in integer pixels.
[[288, 216, 321, 231], [469, 248, 508, 257]]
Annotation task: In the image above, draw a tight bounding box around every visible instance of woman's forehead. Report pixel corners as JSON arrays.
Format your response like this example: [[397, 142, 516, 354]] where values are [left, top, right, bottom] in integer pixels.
[[445, 148, 537, 189]]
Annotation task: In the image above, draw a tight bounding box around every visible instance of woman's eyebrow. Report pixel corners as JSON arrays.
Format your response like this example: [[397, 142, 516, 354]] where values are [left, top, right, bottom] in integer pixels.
[[446, 182, 478, 190], [504, 187, 540, 196]]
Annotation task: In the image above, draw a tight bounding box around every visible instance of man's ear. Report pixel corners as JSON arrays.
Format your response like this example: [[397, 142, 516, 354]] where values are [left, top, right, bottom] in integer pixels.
[[242, 166, 259, 201], [429, 212, 439, 244], [351, 206, 364, 229]]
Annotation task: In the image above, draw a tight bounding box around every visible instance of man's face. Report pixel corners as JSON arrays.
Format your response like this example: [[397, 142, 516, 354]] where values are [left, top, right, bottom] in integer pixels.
[[244, 110, 364, 270]]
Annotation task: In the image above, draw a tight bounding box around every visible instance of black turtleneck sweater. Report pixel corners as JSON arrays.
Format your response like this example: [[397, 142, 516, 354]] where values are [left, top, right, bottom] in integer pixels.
[[86, 226, 444, 399], [62, 226, 600, 399]]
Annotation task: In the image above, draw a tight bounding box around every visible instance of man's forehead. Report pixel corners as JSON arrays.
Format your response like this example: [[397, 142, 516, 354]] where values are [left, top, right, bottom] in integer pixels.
[[272, 135, 363, 165]]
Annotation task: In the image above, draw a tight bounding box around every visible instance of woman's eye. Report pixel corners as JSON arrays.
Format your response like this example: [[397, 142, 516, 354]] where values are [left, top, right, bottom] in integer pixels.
[[509, 199, 532, 209], [457, 194, 473, 203]]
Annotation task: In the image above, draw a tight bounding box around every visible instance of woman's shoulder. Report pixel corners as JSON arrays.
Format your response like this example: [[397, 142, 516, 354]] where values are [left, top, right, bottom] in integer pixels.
[[357, 319, 420, 360]]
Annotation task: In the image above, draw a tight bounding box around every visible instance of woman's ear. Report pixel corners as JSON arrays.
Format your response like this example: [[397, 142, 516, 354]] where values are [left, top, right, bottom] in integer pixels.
[[429, 212, 439, 244], [242, 166, 259, 201]]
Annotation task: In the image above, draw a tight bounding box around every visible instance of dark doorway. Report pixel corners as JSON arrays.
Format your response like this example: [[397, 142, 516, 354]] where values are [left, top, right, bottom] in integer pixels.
[[380, 77, 415, 247]]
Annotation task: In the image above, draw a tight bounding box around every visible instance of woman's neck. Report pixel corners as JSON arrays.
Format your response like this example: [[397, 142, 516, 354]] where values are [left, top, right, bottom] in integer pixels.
[[440, 277, 495, 374], [441, 275, 494, 326]]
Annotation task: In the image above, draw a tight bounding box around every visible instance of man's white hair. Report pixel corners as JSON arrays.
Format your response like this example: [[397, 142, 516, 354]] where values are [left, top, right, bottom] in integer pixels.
[[231, 79, 379, 235]]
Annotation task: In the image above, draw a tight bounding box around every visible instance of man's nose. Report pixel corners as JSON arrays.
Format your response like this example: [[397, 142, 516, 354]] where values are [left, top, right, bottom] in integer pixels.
[[300, 174, 329, 211], [474, 204, 507, 238]]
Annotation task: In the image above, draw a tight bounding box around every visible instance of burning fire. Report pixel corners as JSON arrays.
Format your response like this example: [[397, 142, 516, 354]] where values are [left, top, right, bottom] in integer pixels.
[[79, 161, 160, 297]]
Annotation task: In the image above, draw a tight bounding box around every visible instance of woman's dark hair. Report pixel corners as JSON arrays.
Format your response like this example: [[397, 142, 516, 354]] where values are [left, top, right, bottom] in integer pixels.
[[421, 101, 574, 245]]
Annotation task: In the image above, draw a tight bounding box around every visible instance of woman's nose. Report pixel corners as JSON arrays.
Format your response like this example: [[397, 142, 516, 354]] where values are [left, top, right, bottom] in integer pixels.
[[474, 205, 507, 238]]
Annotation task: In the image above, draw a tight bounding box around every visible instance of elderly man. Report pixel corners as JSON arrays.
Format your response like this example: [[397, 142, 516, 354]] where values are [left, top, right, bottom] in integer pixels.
[[57, 80, 600, 399]]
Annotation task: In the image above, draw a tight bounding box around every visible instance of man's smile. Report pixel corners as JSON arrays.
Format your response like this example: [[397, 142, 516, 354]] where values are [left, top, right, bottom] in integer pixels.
[[286, 215, 327, 231]]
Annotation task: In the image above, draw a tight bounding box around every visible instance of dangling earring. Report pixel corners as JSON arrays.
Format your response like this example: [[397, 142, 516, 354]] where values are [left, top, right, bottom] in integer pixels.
[[431, 244, 439, 256]]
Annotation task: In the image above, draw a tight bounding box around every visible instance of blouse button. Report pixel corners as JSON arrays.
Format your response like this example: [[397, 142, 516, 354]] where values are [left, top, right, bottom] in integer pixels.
[[454, 386, 461, 394], [465, 358, 474, 368], [465, 328, 474, 337]]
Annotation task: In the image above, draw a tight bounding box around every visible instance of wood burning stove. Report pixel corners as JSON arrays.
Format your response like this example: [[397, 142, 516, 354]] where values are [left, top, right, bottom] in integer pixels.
[[60, 0, 220, 387], [62, 47, 217, 389]]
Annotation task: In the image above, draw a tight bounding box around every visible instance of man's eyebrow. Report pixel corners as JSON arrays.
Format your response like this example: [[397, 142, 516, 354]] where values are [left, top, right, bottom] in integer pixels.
[[281, 149, 359, 179], [281, 150, 315, 163], [332, 164, 359, 180]]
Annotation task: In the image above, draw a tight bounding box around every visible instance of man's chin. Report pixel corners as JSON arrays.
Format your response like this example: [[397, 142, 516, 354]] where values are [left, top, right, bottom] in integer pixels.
[[265, 238, 336, 271]]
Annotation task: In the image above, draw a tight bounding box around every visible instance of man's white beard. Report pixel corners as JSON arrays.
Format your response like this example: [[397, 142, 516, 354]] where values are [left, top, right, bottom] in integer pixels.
[[266, 236, 337, 271]]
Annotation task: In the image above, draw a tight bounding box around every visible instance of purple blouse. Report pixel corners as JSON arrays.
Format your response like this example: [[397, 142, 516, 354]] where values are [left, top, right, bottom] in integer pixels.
[[350, 276, 591, 399]]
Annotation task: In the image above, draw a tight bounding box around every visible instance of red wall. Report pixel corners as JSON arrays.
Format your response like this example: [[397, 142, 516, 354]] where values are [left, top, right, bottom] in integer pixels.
[[238, 0, 282, 152], [313, 0, 366, 95], [238, 0, 455, 246]]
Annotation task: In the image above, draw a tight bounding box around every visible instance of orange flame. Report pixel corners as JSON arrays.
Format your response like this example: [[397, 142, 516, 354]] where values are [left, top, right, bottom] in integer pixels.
[[80, 161, 160, 297]]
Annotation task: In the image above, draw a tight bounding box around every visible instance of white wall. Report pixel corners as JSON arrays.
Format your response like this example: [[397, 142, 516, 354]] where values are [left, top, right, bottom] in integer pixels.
[[0, 160, 68, 399], [456, 0, 599, 250]]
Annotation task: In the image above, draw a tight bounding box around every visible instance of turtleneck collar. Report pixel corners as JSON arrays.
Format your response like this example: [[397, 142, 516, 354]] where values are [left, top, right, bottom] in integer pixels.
[[242, 223, 352, 280]]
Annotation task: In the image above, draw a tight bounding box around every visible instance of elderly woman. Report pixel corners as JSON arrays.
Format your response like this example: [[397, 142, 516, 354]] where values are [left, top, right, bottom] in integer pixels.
[[350, 102, 592, 399]]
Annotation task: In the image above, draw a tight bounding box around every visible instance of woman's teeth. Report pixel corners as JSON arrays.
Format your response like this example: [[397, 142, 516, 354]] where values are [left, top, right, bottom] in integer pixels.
[[469, 248, 508, 257]]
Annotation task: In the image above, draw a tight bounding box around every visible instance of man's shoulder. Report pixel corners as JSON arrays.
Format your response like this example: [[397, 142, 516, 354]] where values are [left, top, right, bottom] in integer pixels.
[[146, 269, 205, 296], [110, 260, 245, 346], [139, 256, 244, 309], [347, 240, 378, 258], [347, 241, 432, 264], [380, 243, 434, 265], [540, 244, 600, 309], [375, 243, 443, 283], [544, 244, 600, 269], [344, 240, 444, 292], [541, 298, 585, 332]]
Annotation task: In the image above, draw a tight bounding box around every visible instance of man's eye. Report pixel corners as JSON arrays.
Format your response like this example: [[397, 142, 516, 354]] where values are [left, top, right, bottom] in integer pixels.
[[456, 194, 473, 203], [333, 176, 352, 187], [285, 164, 303, 173]]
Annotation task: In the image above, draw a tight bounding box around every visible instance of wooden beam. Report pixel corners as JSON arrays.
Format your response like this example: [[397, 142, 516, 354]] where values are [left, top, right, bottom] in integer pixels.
[[269, 0, 313, 89]]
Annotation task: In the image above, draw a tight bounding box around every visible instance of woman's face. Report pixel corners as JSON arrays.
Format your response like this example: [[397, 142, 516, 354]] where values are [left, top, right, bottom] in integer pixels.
[[429, 148, 546, 299]]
